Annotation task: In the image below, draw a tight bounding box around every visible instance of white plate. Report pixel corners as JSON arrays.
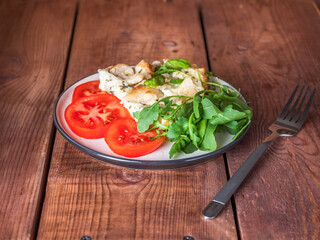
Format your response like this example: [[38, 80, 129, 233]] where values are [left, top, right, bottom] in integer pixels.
[[53, 73, 251, 169]]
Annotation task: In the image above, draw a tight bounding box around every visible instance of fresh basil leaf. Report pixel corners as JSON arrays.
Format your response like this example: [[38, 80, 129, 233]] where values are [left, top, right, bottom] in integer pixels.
[[133, 111, 140, 119], [153, 68, 176, 76], [144, 75, 165, 88], [169, 78, 184, 85], [161, 58, 190, 70], [137, 102, 159, 132]]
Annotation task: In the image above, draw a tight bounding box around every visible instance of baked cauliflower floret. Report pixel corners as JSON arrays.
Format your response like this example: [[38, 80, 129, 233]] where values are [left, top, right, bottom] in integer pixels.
[[134, 60, 153, 79], [176, 77, 201, 97], [124, 85, 164, 105], [151, 60, 162, 68], [183, 67, 207, 83], [125, 73, 144, 85], [109, 64, 134, 79]]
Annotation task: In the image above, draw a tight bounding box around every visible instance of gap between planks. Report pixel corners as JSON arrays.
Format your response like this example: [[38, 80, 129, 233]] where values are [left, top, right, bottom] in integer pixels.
[[312, 0, 320, 15], [34, 2, 80, 239], [198, 3, 242, 239]]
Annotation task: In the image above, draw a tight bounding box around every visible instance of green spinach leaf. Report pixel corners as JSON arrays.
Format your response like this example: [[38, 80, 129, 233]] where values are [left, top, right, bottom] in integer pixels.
[[182, 142, 198, 154], [144, 75, 165, 88], [210, 105, 248, 125], [169, 135, 190, 158], [193, 94, 202, 118], [201, 98, 221, 119], [200, 122, 217, 151], [136, 103, 159, 132], [166, 117, 189, 140], [177, 101, 193, 118], [169, 78, 184, 85], [224, 119, 247, 135]]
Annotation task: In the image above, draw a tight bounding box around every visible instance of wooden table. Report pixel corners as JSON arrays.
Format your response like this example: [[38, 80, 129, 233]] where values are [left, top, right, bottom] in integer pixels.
[[1, 0, 319, 239]]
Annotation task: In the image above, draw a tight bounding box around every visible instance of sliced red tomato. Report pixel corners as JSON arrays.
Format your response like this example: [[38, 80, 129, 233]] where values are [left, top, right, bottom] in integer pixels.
[[104, 118, 165, 157], [72, 81, 106, 102], [65, 94, 131, 139]]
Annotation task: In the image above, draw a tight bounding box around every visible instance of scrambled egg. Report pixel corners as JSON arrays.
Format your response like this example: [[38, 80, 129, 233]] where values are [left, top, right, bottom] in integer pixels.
[[98, 59, 207, 116]]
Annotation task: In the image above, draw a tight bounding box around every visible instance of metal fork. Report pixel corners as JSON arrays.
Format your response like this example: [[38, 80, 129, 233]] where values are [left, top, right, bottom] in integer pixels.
[[202, 85, 316, 219]]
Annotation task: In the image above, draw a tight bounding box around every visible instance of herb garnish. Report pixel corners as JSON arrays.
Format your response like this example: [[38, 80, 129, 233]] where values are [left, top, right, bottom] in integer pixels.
[[144, 75, 165, 88], [154, 58, 191, 76], [134, 76, 252, 159]]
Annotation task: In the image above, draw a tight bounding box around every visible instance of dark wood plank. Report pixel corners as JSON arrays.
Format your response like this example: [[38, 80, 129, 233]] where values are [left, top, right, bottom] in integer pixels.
[[37, 0, 238, 239], [202, 0, 320, 239], [0, 0, 77, 239]]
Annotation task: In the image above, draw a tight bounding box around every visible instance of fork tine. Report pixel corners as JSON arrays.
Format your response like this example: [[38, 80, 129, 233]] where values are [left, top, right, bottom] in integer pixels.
[[279, 85, 299, 119], [297, 88, 316, 128], [292, 87, 309, 122], [285, 86, 305, 120]]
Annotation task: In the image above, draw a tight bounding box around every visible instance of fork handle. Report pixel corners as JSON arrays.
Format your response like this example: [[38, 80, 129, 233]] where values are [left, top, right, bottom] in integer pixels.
[[202, 140, 272, 219]]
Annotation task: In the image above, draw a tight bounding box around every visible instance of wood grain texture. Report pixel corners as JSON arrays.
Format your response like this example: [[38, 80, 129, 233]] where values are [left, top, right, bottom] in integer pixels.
[[201, 0, 320, 239], [37, 0, 238, 239], [0, 0, 76, 239]]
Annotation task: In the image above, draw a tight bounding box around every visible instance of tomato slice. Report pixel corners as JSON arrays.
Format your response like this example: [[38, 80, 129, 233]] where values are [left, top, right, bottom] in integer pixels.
[[104, 118, 165, 157], [65, 94, 131, 139], [72, 81, 106, 102]]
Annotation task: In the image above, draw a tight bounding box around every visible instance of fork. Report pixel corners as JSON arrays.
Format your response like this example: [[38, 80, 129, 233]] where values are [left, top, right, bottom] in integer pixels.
[[202, 85, 316, 219]]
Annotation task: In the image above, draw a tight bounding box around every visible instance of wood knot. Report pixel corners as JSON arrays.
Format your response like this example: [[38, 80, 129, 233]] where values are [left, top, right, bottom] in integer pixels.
[[162, 40, 177, 47], [112, 169, 151, 186], [0, 52, 24, 81], [237, 45, 249, 51]]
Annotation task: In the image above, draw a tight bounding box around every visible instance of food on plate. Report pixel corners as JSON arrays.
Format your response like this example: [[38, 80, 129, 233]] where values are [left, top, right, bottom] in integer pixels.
[[64, 94, 131, 139], [104, 117, 165, 157], [98, 59, 208, 116], [64, 58, 252, 159], [72, 80, 106, 102], [98, 58, 252, 158]]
